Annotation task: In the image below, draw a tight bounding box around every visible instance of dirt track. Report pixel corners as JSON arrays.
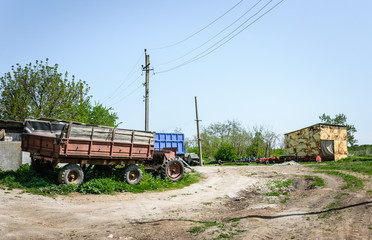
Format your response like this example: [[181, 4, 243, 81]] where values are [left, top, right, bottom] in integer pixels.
[[1, 164, 371, 240]]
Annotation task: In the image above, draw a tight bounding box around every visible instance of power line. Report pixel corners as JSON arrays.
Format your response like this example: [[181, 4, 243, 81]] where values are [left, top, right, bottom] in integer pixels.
[[106, 73, 142, 105], [149, 0, 244, 50], [156, 0, 275, 73], [102, 52, 144, 103], [111, 78, 143, 106], [156, 0, 285, 74], [153, 0, 264, 67]]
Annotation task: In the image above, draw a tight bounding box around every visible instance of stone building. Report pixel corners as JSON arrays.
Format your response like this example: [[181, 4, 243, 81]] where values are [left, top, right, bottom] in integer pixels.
[[284, 123, 348, 161]]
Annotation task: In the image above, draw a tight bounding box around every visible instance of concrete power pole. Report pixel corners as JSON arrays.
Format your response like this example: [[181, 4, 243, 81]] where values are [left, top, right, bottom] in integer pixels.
[[142, 49, 153, 131], [195, 96, 203, 166]]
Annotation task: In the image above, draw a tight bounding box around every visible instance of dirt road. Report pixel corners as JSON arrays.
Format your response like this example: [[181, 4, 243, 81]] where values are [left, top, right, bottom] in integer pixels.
[[1, 164, 371, 240]]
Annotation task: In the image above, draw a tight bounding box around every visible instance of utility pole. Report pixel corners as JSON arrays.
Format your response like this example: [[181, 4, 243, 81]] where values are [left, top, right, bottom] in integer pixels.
[[195, 96, 203, 166], [142, 49, 153, 131]]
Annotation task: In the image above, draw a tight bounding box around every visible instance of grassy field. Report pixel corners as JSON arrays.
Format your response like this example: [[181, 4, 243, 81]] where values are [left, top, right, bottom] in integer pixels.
[[314, 158, 372, 176], [0, 164, 201, 196]]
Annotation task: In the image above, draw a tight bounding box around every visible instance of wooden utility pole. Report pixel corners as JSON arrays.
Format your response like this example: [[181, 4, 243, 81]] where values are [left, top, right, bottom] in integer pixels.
[[142, 49, 153, 131], [195, 96, 203, 166]]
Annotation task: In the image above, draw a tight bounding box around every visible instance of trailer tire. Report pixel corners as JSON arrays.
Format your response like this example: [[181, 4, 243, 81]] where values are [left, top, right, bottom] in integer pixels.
[[58, 164, 84, 185], [161, 158, 184, 182], [124, 164, 142, 185]]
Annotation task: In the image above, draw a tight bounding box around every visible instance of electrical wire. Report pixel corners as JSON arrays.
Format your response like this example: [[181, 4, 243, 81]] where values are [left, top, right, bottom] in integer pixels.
[[153, 0, 264, 67], [107, 73, 143, 104], [156, 0, 285, 74], [149, 0, 244, 50], [102, 51, 144, 103], [157, 0, 275, 73], [111, 82, 143, 106]]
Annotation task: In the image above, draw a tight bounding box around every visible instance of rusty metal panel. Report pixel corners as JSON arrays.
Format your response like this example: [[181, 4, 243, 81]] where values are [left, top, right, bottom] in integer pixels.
[[22, 134, 60, 158], [22, 121, 156, 163]]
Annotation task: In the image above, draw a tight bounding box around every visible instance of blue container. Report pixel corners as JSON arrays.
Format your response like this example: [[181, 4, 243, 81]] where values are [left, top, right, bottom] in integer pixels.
[[154, 133, 185, 155]]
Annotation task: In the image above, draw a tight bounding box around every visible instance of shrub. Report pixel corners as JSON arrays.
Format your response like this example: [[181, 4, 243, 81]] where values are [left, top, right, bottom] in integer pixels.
[[214, 142, 237, 161]]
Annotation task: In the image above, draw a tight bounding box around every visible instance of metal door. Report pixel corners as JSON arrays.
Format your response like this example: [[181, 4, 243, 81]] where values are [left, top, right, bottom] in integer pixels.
[[321, 140, 334, 160]]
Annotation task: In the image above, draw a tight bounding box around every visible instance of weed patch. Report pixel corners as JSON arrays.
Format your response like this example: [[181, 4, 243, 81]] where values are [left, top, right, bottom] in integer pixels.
[[0, 164, 201, 196], [280, 197, 290, 204], [303, 175, 325, 189], [188, 226, 206, 234], [187, 220, 245, 239], [265, 179, 293, 199]]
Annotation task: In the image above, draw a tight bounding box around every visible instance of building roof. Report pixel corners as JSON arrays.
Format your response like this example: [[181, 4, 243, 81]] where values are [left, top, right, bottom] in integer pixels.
[[284, 123, 347, 135]]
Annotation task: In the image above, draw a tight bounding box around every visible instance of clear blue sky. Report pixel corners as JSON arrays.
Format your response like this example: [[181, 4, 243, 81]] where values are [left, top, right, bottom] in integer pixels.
[[1, 0, 371, 144]]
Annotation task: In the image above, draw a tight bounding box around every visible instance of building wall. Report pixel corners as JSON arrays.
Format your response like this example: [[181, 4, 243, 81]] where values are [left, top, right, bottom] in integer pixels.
[[0, 142, 22, 170], [285, 124, 348, 161], [319, 125, 348, 160], [285, 125, 321, 157]]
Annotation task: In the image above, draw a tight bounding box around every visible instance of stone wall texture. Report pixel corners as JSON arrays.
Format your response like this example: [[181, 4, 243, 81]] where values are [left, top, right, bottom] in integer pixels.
[[285, 124, 348, 161]]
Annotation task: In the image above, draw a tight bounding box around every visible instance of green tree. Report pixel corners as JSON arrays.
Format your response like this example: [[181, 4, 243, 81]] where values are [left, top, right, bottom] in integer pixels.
[[85, 102, 120, 127], [0, 59, 119, 126], [319, 113, 357, 146], [246, 129, 265, 157], [214, 142, 237, 161], [198, 119, 251, 159]]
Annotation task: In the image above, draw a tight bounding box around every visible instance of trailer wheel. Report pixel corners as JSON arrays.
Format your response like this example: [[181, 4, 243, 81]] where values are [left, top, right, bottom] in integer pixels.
[[58, 164, 84, 185], [162, 158, 184, 182], [124, 164, 142, 185]]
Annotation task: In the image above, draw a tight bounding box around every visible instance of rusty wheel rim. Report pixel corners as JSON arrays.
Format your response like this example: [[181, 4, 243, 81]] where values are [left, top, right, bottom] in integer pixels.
[[128, 170, 139, 182], [167, 162, 182, 180], [67, 170, 79, 183]]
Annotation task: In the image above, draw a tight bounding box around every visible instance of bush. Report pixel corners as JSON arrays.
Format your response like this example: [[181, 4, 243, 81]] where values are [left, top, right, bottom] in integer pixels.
[[214, 142, 237, 161], [0, 164, 201, 196]]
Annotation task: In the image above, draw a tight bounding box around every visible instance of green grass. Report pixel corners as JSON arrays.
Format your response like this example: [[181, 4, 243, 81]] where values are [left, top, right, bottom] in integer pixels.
[[334, 192, 349, 200], [318, 196, 344, 219], [280, 197, 290, 203], [0, 164, 201, 196], [314, 170, 363, 191], [217, 162, 250, 166], [187, 220, 245, 239], [313, 159, 372, 176], [303, 175, 325, 188], [265, 179, 293, 198], [188, 226, 206, 234]]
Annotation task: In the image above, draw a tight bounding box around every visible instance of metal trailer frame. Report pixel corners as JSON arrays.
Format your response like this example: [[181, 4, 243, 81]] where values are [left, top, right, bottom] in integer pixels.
[[21, 120, 185, 185]]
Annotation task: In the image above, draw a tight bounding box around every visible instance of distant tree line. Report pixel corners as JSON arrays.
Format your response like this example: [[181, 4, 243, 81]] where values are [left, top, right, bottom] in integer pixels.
[[187, 113, 359, 161], [186, 119, 284, 161], [348, 145, 372, 156]]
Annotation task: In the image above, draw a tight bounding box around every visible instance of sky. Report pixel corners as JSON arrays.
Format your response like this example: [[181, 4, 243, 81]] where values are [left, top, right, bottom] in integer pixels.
[[1, 0, 371, 144]]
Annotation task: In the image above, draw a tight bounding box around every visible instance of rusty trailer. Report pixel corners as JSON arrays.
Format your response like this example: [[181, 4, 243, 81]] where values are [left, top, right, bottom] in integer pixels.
[[22, 119, 185, 185]]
